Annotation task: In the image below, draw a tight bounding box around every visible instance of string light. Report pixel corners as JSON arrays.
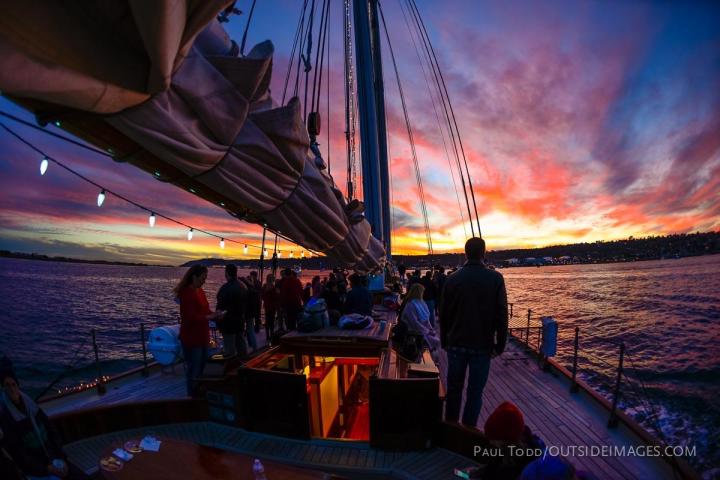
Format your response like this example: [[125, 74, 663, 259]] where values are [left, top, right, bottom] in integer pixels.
[[0, 117, 319, 258], [301, 251, 305, 258]]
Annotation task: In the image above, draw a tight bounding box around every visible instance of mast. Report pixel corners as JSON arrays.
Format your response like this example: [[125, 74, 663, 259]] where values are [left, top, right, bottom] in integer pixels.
[[353, 0, 391, 258]]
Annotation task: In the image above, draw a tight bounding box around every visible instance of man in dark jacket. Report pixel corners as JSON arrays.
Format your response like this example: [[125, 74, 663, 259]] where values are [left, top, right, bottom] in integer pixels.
[[216, 264, 248, 358], [439, 237, 508, 427], [343, 274, 373, 316]]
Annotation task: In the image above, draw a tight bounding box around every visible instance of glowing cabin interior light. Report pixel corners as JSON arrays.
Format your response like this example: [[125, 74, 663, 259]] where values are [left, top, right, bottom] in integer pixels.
[[188, 228, 193, 241], [149, 212, 156, 227], [97, 190, 106, 207], [40, 157, 49, 175]]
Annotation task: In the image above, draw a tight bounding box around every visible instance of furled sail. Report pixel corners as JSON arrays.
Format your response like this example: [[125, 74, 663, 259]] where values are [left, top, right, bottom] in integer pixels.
[[0, 0, 385, 272]]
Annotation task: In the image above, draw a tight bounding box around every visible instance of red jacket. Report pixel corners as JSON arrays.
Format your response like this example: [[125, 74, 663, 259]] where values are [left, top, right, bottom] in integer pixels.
[[179, 286, 210, 348], [279, 277, 304, 309]]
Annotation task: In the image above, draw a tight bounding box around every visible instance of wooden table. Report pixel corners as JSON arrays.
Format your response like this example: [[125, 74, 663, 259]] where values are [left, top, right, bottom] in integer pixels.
[[99, 438, 328, 480]]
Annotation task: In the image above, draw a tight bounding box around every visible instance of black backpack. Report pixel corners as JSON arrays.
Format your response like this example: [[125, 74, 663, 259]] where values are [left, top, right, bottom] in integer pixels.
[[390, 321, 423, 362]]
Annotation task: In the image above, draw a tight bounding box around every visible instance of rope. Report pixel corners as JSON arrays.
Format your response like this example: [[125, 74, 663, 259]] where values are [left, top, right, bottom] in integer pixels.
[[407, 0, 482, 237], [402, 0, 476, 238], [282, 0, 307, 104], [302, 0, 317, 120], [34, 339, 90, 401], [378, 2, 433, 255], [396, 1, 467, 239], [239, 0, 257, 56]]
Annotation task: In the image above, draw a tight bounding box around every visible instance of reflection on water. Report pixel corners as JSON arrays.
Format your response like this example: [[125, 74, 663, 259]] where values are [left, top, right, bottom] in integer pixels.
[[0, 255, 718, 475]]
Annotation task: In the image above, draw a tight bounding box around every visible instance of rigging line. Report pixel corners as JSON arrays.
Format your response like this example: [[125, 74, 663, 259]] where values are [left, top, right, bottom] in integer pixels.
[[396, 1, 467, 239], [293, 0, 310, 98], [403, 0, 475, 238], [303, 0, 317, 120], [0, 111, 112, 159], [239, 0, 258, 56], [378, 2, 433, 255], [0, 121, 312, 253], [326, 0, 332, 173], [408, 0, 481, 237], [343, 0, 357, 200], [282, 0, 307, 104], [315, 0, 331, 113], [311, 0, 329, 114]]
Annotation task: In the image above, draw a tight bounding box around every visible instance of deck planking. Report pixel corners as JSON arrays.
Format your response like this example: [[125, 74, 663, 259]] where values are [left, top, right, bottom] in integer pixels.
[[440, 339, 676, 479]]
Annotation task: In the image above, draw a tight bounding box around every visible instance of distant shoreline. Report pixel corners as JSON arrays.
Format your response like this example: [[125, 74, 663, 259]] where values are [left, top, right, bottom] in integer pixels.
[[0, 250, 167, 267]]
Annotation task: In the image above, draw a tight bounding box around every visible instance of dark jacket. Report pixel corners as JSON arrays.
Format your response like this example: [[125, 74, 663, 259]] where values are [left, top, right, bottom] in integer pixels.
[[439, 260, 508, 352], [216, 279, 247, 335], [343, 286, 373, 316]]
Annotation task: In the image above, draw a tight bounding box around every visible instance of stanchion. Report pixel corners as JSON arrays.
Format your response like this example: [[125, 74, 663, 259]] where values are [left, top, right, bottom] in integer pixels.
[[140, 323, 149, 377], [608, 342, 625, 427], [570, 327, 579, 393], [92, 329, 106, 395]]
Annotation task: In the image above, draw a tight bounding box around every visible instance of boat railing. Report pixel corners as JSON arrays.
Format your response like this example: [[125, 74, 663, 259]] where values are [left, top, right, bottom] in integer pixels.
[[505, 302, 677, 458], [36, 320, 213, 403]]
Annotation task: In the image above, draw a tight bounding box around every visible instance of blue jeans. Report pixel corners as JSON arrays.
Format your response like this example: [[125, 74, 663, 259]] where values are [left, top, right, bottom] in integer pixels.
[[425, 299, 436, 327], [445, 347, 491, 427], [182, 345, 207, 396]]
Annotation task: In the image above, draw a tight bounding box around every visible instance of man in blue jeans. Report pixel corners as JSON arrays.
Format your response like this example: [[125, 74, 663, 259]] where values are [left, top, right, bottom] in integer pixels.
[[439, 237, 508, 427]]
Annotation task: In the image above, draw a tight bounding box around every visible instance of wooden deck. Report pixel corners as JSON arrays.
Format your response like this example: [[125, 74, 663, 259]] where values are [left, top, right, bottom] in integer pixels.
[[452, 339, 676, 479], [44, 330, 679, 479]]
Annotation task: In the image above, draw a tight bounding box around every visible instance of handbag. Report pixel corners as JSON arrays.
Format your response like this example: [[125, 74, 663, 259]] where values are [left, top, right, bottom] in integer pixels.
[[391, 320, 424, 362]]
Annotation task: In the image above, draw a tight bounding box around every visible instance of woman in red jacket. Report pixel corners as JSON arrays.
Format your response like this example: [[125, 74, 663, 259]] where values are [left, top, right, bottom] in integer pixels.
[[173, 265, 223, 396]]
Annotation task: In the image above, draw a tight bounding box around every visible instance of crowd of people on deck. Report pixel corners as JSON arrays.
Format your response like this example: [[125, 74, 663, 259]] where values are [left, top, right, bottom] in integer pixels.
[[0, 237, 600, 479]]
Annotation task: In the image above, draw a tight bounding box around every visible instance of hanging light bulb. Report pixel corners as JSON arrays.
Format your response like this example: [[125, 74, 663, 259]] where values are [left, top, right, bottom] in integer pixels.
[[148, 212, 156, 227], [220, 238, 225, 249], [277, 251, 282, 258], [263, 249, 268, 257], [289, 251, 294, 258], [97, 189, 106, 207], [187, 228, 193, 241], [301, 251, 305, 258], [40, 157, 49, 175], [243, 245, 248, 254]]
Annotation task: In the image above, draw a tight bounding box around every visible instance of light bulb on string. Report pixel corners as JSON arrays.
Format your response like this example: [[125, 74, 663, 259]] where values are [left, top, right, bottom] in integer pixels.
[[97, 189, 106, 207], [187, 228, 193, 241], [277, 252, 282, 258], [301, 251, 305, 258], [263, 249, 268, 257], [290, 251, 294, 258], [243, 245, 248, 254], [148, 212, 156, 227], [40, 157, 49, 175], [220, 238, 225, 249]]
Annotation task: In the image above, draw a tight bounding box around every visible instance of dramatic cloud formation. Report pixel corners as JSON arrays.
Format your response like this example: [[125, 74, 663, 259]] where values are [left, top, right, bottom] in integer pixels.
[[1, 0, 719, 262]]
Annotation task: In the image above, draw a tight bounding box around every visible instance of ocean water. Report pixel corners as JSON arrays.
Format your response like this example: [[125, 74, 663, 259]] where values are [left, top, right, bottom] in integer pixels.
[[0, 255, 718, 477]]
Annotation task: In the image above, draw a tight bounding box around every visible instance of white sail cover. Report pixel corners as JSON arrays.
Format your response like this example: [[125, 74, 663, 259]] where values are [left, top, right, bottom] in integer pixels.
[[0, 0, 384, 271]]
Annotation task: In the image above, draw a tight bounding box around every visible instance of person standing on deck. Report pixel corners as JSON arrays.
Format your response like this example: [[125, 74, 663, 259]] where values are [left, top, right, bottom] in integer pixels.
[[440, 237, 508, 427], [216, 264, 248, 358], [174, 265, 224, 396], [261, 274, 279, 343], [246, 271, 262, 333], [279, 268, 304, 331]]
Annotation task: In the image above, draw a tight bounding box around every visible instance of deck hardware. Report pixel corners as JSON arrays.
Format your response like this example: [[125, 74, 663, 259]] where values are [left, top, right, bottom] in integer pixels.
[[570, 327, 580, 393], [525, 309, 531, 345], [141, 323, 149, 377], [92, 329, 106, 395], [608, 342, 625, 427]]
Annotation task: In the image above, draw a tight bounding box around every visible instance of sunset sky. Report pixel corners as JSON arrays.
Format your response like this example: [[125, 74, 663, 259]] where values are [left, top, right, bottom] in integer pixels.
[[1, 0, 719, 265]]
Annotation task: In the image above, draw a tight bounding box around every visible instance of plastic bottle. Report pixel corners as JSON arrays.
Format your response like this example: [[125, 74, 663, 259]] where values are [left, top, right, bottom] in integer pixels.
[[253, 458, 267, 480]]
